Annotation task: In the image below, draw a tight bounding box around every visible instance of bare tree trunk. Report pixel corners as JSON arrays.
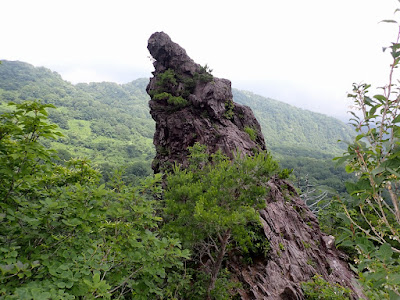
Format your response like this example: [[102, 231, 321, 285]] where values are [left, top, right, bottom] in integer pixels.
[[206, 229, 231, 300]]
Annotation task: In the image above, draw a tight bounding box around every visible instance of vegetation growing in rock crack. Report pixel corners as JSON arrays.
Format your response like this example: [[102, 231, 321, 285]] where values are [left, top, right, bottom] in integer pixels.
[[301, 275, 352, 299], [244, 126, 257, 141], [151, 65, 213, 109], [224, 99, 235, 119], [162, 143, 289, 299]]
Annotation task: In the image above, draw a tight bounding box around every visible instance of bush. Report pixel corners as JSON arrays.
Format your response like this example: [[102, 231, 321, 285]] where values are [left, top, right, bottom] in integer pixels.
[[244, 126, 257, 141], [224, 99, 234, 119], [0, 101, 189, 299], [302, 275, 352, 299], [167, 95, 188, 107], [163, 143, 282, 298], [334, 14, 400, 298]]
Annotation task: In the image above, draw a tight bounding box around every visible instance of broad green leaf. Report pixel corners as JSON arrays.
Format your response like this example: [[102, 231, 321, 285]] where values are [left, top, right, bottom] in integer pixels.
[[373, 94, 387, 103], [345, 165, 354, 173], [375, 243, 393, 261], [368, 104, 380, 117], [93, 272, 100, 284], [387, 167, 400, 178], [371, 166, 386, 176], [388, 273, 400, 285]]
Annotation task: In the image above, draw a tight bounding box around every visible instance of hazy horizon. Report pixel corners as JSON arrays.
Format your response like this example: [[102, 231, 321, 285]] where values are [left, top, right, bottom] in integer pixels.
[[2, 0, 398, 122]]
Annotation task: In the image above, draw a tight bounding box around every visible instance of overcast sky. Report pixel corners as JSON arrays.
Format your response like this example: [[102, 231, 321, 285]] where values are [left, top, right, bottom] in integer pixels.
[[2, 0, 399, 120]]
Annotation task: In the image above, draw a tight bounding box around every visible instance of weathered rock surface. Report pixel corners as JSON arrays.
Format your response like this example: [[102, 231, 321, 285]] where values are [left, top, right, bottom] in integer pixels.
[[231, 177, 364, 299], [147, 32, 265, 173], [147, 32, 365, 299]]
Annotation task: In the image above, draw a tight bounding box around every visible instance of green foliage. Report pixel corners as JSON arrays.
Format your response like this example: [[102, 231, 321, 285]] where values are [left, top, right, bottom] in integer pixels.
[[164, 143, 278, 246], [167, 95, 189, 107], [151, 68, 193, 109], [154, 92, 189, 108], [163, 143, 280, 296], [301, 275, 352, 299], [153, 91, 170, 101], [173, 268, 241, 300], [156, 68, 178, 89], [153, 65, 212, 104], [224, 99, 235, 119], [336, 234, 400, 299], [0, 60, 355, 193], [244, 126, 256, 141], [334, 16, 400, 298], [0, 62, 154, 183], [194, 64, 214, 83], [0, 101, 189, 299]]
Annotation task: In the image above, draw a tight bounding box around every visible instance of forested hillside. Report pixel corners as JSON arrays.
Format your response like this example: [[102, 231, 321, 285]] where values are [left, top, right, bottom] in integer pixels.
[[232, 90, 355, 191], [0, 61, 154, 183], [233, 89, 353, 156], [0, 60, 353, 189]]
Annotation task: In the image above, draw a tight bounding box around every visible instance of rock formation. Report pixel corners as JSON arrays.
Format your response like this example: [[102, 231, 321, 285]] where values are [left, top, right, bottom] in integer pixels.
[[147, 32, 265, 173], [147, 32, 365, 299]]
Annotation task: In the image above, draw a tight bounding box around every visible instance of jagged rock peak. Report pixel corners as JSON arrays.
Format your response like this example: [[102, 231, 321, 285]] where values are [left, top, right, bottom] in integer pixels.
[[146, 32, 365, 299], [147, 32, 266, 173], [148, 31, 199, 76]]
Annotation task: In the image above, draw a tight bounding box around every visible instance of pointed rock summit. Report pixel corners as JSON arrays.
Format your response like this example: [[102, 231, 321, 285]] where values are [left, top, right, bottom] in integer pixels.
[[147, 32, 266, 173], [146, 32, 364, 299]]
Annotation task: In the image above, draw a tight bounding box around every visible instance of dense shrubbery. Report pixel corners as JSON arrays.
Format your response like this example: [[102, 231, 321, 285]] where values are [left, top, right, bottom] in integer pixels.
[[162, 143, 286, 298], [0, 101, 188, 299], [332, 17, 400, 299], [0, 65, 154, 183], [151, 66, 213, 109], [0, 102, 289, 299], [4, 39, 399, 295], [301, 275, 352, 299], [0, 60, 354, 194]]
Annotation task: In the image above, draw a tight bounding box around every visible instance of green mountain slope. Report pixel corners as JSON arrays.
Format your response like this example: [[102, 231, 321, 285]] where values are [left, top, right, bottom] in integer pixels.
[[233, 89, 353, 157], [0, 61, 155, 182], [232, 90, 355, 193], [0, 60, 353, 189]]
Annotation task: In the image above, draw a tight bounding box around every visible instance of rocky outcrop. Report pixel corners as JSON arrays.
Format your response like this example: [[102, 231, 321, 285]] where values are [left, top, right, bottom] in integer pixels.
[[147, 32, 265, 173], [231, 177, 364, 299], [146, 32, 365, 299]]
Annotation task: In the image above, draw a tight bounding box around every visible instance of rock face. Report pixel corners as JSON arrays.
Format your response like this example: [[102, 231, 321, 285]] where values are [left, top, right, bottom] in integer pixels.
[[231, 177, 364, 299], [147, 32, 365, 299], [147, 32, 265, 173]]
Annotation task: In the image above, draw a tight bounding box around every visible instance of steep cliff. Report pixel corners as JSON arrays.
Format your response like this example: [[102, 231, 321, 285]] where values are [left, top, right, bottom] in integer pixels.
[[147, 32, 265, 173], [147, 32, 364, 299]]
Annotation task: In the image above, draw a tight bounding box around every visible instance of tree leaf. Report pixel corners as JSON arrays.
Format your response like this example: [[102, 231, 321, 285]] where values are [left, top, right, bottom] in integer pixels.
[[373, 94, 387, 103], [386, 167, 400, 178], [93, 272, 100, 284], [375, 243, 393, 262]]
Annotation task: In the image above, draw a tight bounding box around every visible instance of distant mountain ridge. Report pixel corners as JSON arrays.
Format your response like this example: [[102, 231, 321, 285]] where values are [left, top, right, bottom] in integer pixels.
[[233, 89, 353, 157], [0, 60, 353, 187]]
